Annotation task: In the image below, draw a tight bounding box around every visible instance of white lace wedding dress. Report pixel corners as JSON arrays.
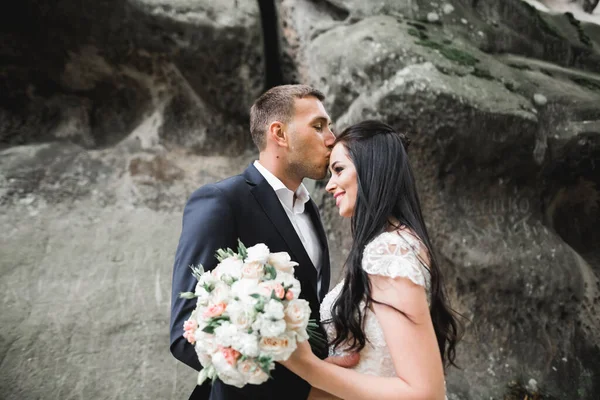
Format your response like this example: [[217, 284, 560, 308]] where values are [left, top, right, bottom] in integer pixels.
[[320, 229, 447, 399]]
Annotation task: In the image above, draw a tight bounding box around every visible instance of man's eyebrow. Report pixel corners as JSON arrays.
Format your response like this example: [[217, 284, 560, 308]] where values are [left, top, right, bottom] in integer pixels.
[[310, 116, 332, 124]]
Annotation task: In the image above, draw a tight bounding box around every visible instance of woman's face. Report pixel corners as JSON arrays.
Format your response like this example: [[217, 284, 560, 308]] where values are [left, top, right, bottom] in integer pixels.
[[326, 143, 358, 218]]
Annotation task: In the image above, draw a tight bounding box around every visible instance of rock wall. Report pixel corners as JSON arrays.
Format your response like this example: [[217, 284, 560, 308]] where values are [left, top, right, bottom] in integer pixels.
[[1, 1, 599, 399]]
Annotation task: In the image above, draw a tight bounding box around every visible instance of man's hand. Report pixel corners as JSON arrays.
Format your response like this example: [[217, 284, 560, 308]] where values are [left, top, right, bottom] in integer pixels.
[[324, 352, 360, 368]]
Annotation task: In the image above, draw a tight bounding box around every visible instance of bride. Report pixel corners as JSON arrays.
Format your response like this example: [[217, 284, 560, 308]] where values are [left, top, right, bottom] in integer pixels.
[[280, 120, 462, 400]]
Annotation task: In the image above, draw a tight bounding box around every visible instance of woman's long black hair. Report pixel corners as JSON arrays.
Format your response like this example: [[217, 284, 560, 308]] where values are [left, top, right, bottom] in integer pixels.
[[328, 120, 462, 368]]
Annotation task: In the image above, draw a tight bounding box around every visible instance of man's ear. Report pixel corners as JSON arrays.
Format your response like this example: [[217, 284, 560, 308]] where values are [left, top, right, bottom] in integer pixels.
[[267, 121, 289, 148]]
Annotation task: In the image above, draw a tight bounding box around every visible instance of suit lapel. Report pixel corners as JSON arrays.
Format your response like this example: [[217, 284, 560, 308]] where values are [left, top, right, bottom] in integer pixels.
[[305, 199, 331, 299], [244, 165, 319, 301]]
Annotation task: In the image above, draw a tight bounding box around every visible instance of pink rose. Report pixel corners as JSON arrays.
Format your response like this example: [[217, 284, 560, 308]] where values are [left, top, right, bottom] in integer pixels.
[[220, 346, 241, 366], [285, 291, 294, 300], [183, 320, 198, 344], [273, 283, 285, 299], [203, 303, 227, 318], [259, 281, 285, 299]]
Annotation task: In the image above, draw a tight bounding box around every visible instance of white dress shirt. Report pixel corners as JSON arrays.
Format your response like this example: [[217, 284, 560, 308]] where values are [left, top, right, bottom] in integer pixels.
[[253, 161, 323, 294]]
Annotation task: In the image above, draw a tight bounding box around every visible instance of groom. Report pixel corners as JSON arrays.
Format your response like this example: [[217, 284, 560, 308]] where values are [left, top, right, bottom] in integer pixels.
[[170, 84, 336, 400]]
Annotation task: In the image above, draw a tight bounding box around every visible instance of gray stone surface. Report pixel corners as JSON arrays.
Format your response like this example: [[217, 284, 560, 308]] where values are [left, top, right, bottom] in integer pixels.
[[0, 142, 256, 399], [279, 0, 600, 398]]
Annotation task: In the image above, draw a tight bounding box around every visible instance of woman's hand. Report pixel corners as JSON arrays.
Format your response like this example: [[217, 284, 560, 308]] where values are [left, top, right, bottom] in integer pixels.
[[280, 340, 317, 375]]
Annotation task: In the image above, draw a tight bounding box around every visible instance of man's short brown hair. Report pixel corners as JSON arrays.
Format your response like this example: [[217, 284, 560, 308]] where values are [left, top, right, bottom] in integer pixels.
[[250, 84, 325, 150]]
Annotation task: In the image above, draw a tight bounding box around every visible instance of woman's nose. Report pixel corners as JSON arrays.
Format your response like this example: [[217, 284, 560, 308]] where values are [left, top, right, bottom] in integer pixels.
[[325, 176, 335, 193]]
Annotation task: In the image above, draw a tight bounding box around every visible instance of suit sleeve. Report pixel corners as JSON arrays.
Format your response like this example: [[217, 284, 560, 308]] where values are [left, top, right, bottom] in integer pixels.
[[169, 184, 237, 371]]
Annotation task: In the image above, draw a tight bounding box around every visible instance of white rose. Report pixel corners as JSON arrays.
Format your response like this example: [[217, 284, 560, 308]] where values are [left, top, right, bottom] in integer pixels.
[[241, 261, 264, 280], [258, 333, 297, 361], [194, 283, 210, 305], [215, 257, 243, 281], [194, 345, 213, 367], [214, 322, 240, 348], [237, 359, 270, 385], [231, 332, 260, 358], [227, 301, 256, 330], [195, 331, 218, 353], [211, 351, 245, 388], [264, 299, 284, 320], [198, 271, 218, 287], [194, 331, 217, 366], [254, 314, 286, 337], [268, 252, 298, 274], [245, 243, 270, 264], [211, 282, 231, 304], [284, 299, 310, 331], [230, 279, 260, 299]]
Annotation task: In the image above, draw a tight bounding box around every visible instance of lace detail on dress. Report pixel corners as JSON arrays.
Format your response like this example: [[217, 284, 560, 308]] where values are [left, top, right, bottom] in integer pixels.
[[362, 230, 431, 305], [320, 230, 446, 398]]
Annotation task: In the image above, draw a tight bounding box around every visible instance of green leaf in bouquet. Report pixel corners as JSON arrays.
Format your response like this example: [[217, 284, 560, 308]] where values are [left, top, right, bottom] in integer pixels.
[[270, 290, 283, 302], [257, 355, 274, 377], [207, 315, 230, 328], [263, 264, 277, 280], [221, 275, 235, 285], [189, 264, 205, 281], [237, 239, 248, 259], [215, 249, 228, 262], [179, 291, 198, 299], [251, 295, 265, 312], [203, 282, 215, 293], [215, 247, 238, 262], [307, 318, 328, 350], [198, 368, 209, 385], [199, 365, 217, 384], [202, 325, 215, 334]]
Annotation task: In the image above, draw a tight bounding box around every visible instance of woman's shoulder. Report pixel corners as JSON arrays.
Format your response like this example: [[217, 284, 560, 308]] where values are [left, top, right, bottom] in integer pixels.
[[365, 227, 426, 256], [362, 228, 431, 290]]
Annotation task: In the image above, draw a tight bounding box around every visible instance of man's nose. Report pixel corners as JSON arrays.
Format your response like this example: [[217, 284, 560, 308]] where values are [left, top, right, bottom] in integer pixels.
[[324, 128, 335, 147]]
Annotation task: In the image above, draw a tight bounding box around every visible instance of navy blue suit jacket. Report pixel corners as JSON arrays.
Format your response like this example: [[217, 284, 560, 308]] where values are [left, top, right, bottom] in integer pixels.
[[170, 163, 331, 400]]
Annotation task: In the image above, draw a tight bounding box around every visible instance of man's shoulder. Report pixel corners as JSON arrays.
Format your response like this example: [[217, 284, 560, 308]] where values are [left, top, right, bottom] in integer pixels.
[[188, 173, 248, 200], [214, 173, 247, 190]]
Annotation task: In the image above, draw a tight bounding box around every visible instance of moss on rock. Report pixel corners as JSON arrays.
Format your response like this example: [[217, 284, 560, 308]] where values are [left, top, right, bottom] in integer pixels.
[[415, 39, 480, 66]]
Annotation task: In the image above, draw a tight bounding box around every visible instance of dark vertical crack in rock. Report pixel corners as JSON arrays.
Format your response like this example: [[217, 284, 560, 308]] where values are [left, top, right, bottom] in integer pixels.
[[257, 0, 284, 89]]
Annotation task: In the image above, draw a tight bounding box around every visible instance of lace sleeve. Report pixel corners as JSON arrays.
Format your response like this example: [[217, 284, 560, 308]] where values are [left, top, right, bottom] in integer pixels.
[[362, 231, 431, 291]]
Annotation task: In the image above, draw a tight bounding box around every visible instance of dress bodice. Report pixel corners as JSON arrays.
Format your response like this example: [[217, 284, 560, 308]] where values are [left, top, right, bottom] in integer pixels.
[[320, 230, 432, 379]]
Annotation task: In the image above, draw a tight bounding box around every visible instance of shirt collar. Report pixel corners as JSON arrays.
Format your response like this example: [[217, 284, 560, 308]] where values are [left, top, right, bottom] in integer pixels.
[[254, 161, 310, 214]]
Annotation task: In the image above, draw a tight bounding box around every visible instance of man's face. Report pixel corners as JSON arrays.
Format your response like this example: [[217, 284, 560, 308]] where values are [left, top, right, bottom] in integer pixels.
[[286, 96, 335, 180]]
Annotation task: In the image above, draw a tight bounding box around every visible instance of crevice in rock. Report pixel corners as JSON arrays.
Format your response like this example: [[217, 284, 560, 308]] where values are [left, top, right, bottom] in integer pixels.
[[542, 132, 600, 270], [311, 0, 350, 21], [257, 0, 284, 89], [583, 0, 599, 14]]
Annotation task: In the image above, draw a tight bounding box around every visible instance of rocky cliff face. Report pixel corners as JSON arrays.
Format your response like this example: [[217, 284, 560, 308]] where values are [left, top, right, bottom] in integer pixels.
[[1, 1, 599, 399]]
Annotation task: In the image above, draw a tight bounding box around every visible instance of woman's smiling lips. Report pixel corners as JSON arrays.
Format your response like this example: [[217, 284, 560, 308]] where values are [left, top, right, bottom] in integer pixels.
[[334, 192, 345, 207]]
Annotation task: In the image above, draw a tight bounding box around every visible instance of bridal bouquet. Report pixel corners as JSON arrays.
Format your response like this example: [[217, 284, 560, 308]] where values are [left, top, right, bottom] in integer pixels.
[[180, 240, 323, 388]]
